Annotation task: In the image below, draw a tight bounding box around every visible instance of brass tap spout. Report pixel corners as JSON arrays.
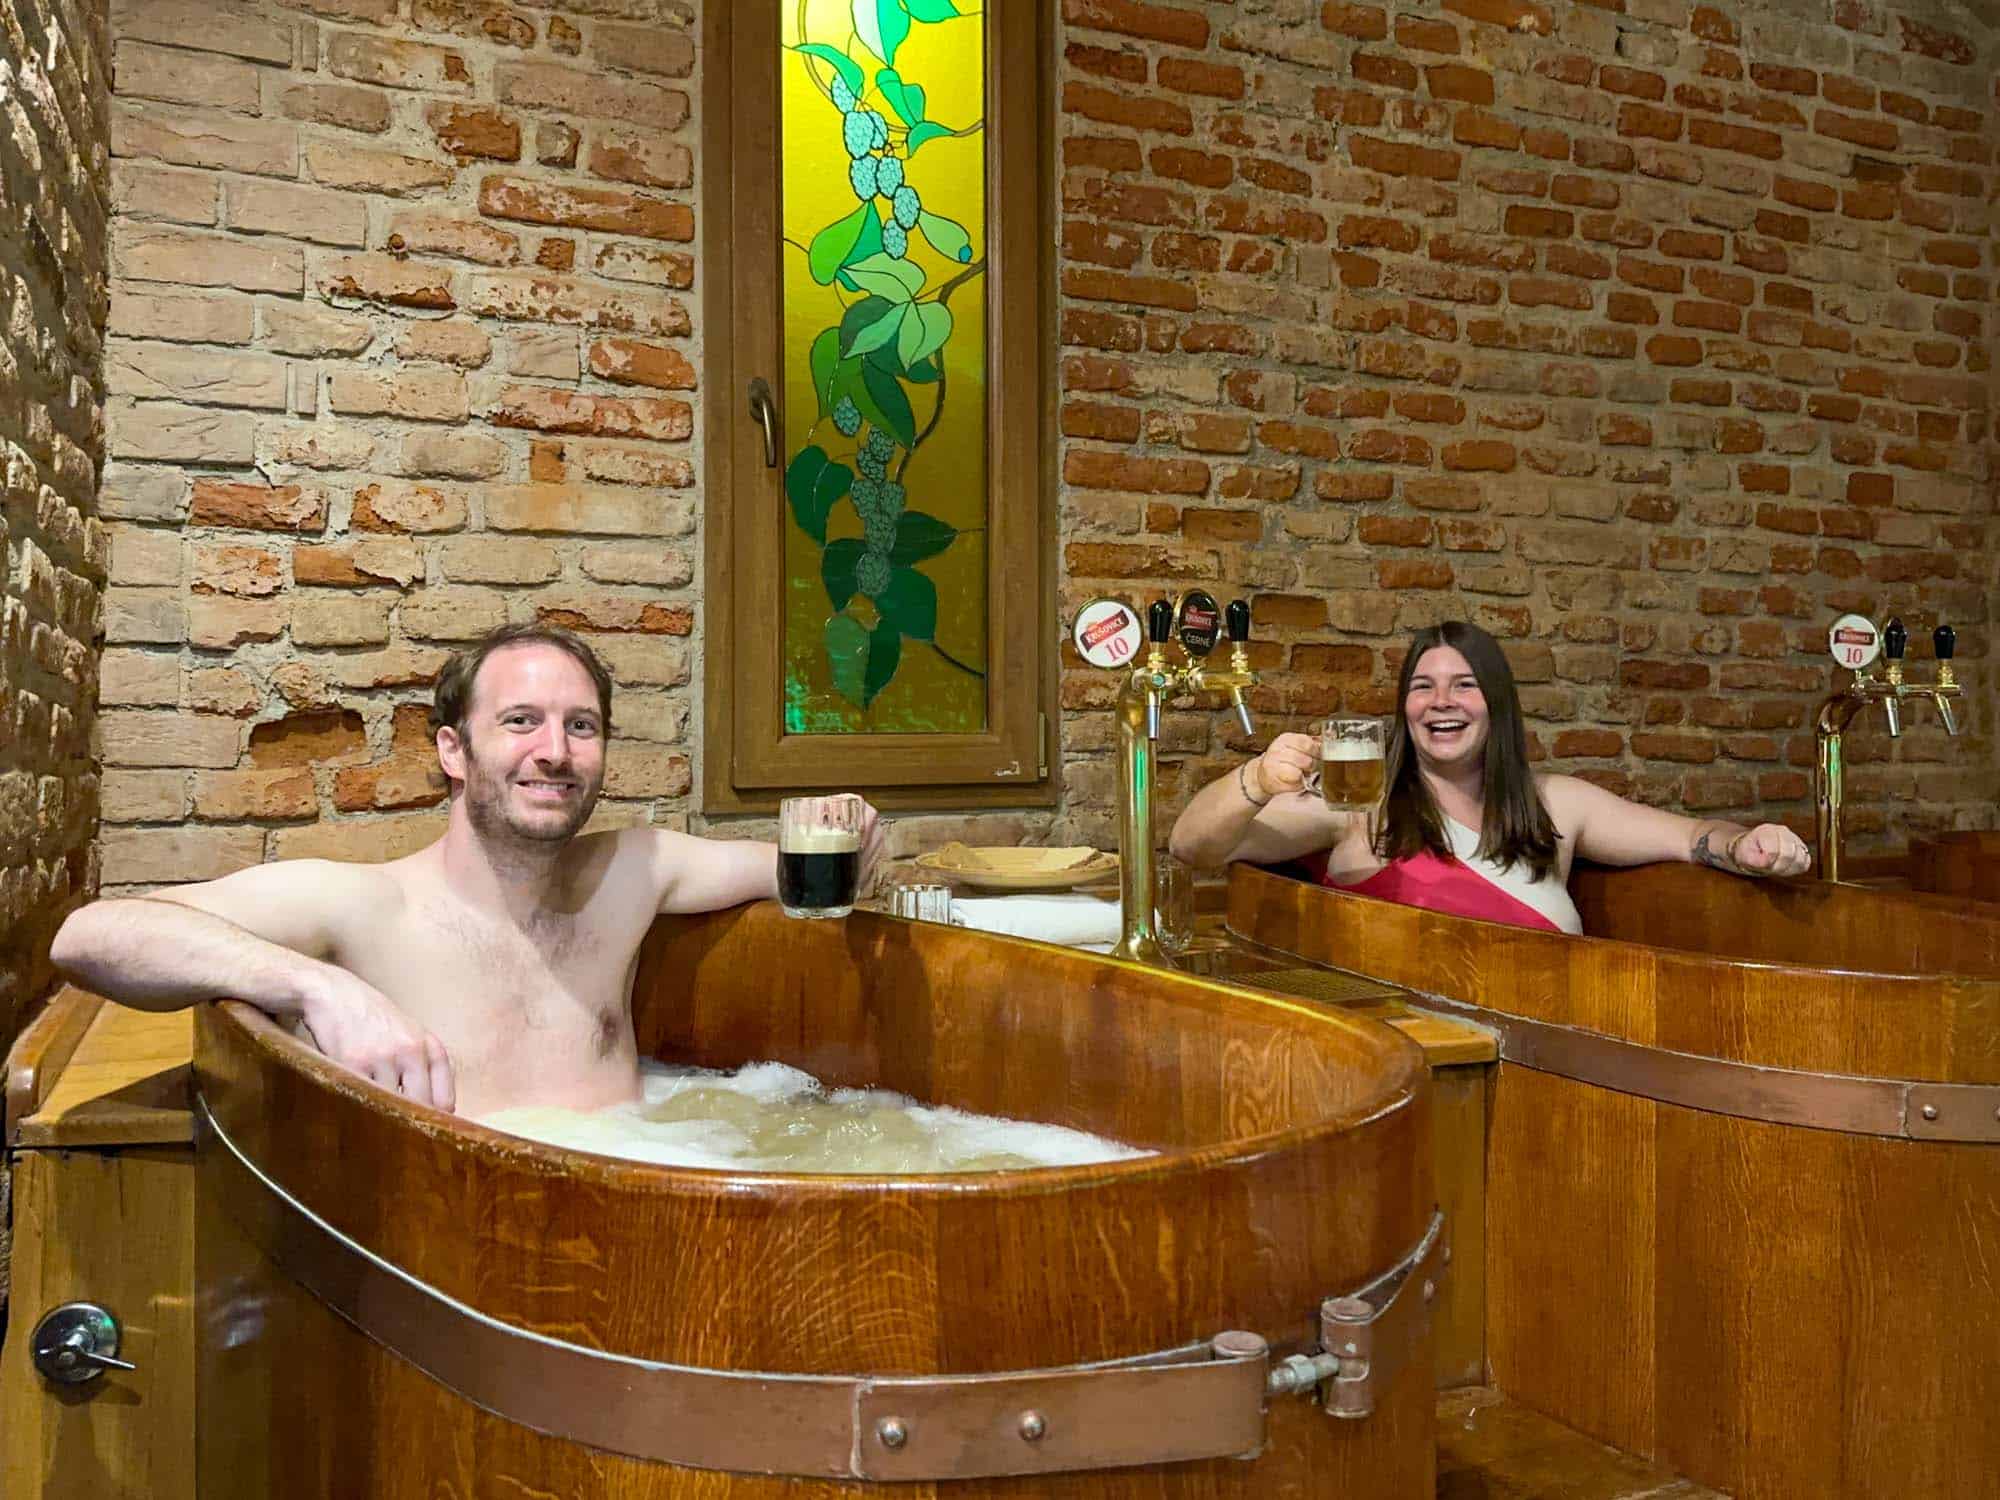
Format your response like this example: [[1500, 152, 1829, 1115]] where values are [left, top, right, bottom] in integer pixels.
[[1109, 595, 1259, 965], [1814, 617, 1963, 883]]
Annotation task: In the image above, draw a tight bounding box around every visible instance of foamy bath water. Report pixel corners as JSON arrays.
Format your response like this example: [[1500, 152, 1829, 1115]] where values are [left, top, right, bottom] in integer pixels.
[[479, 1061, 1151, 1174]]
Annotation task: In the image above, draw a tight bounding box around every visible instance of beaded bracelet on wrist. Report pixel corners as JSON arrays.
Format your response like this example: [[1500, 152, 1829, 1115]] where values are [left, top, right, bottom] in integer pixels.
[[1238, 761, 1270, 808]]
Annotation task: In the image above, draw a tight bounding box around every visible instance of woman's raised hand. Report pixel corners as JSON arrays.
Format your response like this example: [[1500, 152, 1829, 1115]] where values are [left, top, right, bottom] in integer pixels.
[[1252, 733, 1319, 800]]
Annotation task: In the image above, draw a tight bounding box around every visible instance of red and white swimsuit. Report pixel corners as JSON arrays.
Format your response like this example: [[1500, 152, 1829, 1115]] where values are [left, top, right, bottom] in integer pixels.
[[1302, 816, 1583, 935]]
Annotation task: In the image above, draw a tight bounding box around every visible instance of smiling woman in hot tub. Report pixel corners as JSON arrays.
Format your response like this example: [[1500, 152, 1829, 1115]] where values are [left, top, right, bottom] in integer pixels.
[[1170, 620, 1812, 933]]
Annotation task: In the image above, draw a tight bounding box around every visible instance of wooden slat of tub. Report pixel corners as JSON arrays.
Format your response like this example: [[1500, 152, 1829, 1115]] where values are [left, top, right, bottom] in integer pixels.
[[1486, 1065, 1657, 1460], [1652, 1107, 2000, 1499], [0, 1147, 196, 1500], [1570, 861, 2000, 977], [1430, 1066, 1487, 1389], [16, 1003, 194, 1149]]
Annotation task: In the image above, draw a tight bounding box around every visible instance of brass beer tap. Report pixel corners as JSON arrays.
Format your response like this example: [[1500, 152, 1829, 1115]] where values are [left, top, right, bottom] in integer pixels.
[[1814, 615, 1962, 883], [1108, 593, 1258, 964]]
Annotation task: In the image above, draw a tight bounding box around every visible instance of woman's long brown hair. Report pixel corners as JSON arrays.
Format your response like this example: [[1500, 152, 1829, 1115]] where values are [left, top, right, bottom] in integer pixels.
[[1374, 621, 1560, 881]]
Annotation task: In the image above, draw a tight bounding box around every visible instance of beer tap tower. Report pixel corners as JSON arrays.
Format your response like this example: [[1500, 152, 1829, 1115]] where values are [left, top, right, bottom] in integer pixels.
[[1814, 613, 1961, 883], [1098, 592, 1257, 965]]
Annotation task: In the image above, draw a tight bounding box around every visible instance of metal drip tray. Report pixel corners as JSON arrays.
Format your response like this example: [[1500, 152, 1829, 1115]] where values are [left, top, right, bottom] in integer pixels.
[[1231, 967, 1406, 1006]]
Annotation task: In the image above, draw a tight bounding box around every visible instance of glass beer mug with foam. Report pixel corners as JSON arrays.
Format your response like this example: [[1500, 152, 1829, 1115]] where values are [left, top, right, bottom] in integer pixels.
[[778, 794, 864, 918], [1319, 718, 1385, 812]]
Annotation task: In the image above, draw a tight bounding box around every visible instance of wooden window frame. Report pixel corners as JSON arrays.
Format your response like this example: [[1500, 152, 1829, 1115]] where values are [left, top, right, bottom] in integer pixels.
[[702, 1, 1055, 813]]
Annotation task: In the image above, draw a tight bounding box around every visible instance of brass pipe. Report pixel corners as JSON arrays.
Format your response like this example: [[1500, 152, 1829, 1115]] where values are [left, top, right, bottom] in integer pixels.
[[1110, 645, 1259, 965], [1111, 650, 1174, 964], [1813, 676, 1962, 882]]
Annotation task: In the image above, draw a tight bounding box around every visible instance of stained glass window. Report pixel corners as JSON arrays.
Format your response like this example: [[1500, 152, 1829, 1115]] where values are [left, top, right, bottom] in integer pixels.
[[780, 0, 988, 735]]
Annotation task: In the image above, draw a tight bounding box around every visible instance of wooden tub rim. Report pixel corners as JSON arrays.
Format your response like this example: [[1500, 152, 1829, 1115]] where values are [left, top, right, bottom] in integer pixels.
[[1227, 864, 2000, 1135], [201, 951, 1427, 1198]]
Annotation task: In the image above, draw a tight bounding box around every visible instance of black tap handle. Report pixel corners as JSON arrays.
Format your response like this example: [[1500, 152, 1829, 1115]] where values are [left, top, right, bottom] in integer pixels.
[[1147, 599, 1173, 644], [1226, 598, 1250, 643], [1935, 623, 1956, 661], [1884, 617, 1907, 660]]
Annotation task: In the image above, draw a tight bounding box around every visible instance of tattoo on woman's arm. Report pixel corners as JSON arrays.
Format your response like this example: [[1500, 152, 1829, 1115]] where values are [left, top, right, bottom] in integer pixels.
[[1692, 830, 1732, 872]]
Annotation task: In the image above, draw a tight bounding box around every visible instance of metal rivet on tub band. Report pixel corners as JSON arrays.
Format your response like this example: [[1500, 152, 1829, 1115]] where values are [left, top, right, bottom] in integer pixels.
[[1018, 1410, 1047, 1442], [1922, 1104, 1940, 1121], [875, 1417, 907, 1450]]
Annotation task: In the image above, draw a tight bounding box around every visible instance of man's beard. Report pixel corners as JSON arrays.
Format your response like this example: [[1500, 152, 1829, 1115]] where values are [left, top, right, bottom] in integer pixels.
[[459, 741, 600, 847]]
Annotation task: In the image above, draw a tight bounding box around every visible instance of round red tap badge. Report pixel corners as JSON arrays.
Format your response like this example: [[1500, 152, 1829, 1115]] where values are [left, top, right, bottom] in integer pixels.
[[1071, 599, 1143, 669], [1827, 613, 1881, 671]]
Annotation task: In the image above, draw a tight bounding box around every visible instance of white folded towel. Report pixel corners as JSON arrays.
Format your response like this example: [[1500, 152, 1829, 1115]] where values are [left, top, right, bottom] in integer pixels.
[[951, 893, 1123, 949]]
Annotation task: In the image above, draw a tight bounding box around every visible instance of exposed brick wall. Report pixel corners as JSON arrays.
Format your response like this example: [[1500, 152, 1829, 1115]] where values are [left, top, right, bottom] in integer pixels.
[[98, 0, 699, 892], [0, 0, 110, 1047], [89, 0, 2000, 901], [1054, 0, 1999, 854]]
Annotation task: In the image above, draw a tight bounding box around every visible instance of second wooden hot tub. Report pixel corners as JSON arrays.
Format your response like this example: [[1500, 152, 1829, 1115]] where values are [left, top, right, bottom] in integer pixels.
[[194, 902, 1442, 1498], [1229, 861, 2000, 1500]]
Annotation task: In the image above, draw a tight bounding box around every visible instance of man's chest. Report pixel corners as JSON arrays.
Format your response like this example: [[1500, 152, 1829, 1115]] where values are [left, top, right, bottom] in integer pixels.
[[346, 902, 647, 1039]]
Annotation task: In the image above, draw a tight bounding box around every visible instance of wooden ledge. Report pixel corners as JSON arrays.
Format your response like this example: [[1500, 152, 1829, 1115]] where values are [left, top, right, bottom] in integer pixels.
[[14, 997, 193, 1149], [1439, 1387, 1724, 1499]]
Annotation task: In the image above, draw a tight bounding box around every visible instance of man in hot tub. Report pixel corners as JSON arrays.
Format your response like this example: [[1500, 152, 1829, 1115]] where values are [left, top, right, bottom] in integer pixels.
[[51, 623, 884, 1117]]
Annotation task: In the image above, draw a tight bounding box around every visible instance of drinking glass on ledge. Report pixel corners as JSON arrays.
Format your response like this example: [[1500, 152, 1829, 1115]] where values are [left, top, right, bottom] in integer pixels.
[[778, 794, 864, 919]]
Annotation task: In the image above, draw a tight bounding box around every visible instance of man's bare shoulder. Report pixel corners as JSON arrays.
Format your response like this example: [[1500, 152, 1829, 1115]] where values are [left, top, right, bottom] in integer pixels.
[[142, 856, 407, 961]]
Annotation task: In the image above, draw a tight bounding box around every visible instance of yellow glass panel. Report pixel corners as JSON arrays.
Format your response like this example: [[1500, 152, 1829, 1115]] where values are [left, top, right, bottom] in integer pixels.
[[780, 0, 988, 734]]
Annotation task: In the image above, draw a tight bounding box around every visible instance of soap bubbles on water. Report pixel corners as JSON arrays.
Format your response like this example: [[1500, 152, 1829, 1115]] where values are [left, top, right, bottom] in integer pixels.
[[480, 1062, 1150, 1175]]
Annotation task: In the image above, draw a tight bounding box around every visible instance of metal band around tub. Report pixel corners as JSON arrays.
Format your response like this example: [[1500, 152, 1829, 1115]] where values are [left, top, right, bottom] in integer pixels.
[[199, 1100, 1432, 1479], [1405, 991, 2000, 1144]]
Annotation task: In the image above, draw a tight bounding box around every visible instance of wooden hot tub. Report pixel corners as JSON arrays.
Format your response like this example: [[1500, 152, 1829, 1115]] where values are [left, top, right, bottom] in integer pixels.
[[1229, 861, 2000, 1500], [193, 901, 1442, 1498], [1906, 830, 2000, 903]]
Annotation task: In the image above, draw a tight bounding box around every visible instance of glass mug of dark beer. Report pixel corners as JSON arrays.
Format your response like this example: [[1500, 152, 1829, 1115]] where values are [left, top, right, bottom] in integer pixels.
[[778, 794, 864, 919], [1320, 718, 1385, 811]]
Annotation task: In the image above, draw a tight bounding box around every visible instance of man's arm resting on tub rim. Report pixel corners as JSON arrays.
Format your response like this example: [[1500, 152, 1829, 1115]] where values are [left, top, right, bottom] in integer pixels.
[[49, 862, 456, 1111]]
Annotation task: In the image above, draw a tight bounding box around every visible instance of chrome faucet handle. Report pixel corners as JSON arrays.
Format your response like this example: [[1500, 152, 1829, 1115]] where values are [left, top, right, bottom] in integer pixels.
[[1883, 695, 1903, 739], [32, 1303, 135, 1385]]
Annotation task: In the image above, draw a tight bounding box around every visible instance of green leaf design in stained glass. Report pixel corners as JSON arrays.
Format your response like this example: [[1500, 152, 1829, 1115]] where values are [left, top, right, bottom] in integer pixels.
[[844, 253, 925, 302], [822, 538, 865, 611], [791, 43, 863, 98], [824, 613, 870, 706], [875, 67, 926, 126], [896, 301, 952, 370], [843, 301, 904, 358], [852, 0, 910, 66], [808, 201, 881, 286], [916, 208, 972, 263], [889, 511, 956, 565], [809, 327, 842, 419], [904, 121, 953, 156], [863, 620, 902, 705], [875, 565, 937, 640], [904, 0, 960, 21], [858, 360, 915, 447], [785, 445, 851, 545]]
